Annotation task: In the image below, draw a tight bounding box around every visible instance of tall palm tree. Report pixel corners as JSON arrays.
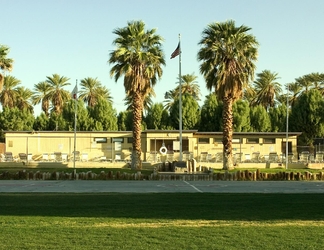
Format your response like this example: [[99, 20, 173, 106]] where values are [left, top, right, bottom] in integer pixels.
[[295, 75, 313, 93], [32, 81, 52, 116], [0, 75, 21, 108], [252, 70, 282, 110], [109, 20, 165, 170], [124, 89, 155, 112], [15, 86, 33, 113], [45, 74, 71, 114], [79, 77, 112, 107], [198, 20, 258, 170], [286, 81, 302, 107], [0, 45, 14, 91]]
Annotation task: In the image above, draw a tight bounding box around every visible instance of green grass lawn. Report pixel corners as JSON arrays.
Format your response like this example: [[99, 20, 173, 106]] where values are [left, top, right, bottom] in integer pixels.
[[1, 193, 324, 249]]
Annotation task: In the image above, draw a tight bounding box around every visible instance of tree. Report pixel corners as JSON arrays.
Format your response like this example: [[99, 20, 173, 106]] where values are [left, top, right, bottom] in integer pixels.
[[233, 100, 251, 132], [0, 107, 34, 133], [144, 102, 169, 129], [62, 99, 91, 131], [45, 74, 71, 114], [269, 103, 287, 132], [88, 98, 118, 131], [0, 45, 14, 91], [109, 20, 165, 170], [79, 77, 112, 107], [252, 70, 282, 110], [0, 75, 20, 108], [290, 89, 324, 146], [250, 105, 271, 132], [164, 73, 201, 111], [199, 94, 222, 132], [32, 81, 53, 116], [15, 86, 33, 113], [169, 94, 200, 130], [198, 20, 258, 170]]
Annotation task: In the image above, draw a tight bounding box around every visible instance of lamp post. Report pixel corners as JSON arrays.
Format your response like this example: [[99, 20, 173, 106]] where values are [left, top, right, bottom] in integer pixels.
[[285, 84, 289, 169]]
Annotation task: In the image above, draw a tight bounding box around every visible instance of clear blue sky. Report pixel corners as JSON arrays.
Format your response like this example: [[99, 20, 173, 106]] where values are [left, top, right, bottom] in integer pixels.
[[2, 0, 324, 115]]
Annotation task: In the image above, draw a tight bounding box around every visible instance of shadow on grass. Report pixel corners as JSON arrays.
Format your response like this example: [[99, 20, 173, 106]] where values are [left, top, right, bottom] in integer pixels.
[[0, 193, 323, 221]]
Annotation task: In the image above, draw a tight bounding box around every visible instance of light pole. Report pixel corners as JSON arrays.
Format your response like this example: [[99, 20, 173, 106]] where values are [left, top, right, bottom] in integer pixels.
[[285, 84, 289, 169]]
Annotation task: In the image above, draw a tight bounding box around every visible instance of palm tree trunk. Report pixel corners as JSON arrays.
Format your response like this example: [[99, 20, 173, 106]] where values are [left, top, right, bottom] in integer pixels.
[[131, 92, 143, 170], [222, 96, 234, 170]]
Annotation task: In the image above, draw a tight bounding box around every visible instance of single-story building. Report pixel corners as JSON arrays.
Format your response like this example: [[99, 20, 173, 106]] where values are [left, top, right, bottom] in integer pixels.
[[2, 130, 301, 163]]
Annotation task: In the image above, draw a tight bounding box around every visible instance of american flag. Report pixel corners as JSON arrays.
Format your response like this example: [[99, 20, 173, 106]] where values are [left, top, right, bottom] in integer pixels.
[[170, 42, 180, 59], [71, 84, 78, 100]]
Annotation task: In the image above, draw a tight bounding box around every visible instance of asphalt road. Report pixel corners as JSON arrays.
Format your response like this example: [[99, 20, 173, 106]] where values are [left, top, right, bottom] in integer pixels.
[[1, 180, 324, 193]]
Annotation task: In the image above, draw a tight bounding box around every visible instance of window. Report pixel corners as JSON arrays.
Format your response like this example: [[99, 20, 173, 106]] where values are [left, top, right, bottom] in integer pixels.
[[127, 137, 133, 143], [111, 137, 124, 143], [213, 138, 222, 144], [94, 137, 107, 143], [198, 138, 209, 144], [232, 138, 242, 144], [246, 138, 259, 144], [263, 138, 275, 144]]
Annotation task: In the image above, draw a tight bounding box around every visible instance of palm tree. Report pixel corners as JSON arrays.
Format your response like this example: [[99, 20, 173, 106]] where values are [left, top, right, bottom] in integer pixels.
[[0, 75, 21, 108], [109, 20, 165, 170], [45, 74, 71, 114], [124, 90, 155, 112], [164, 73, 201, 110], [252, 70, 282, 110], [0, 45, 14, 91], [79, 77, 112, 107], [32, 81, 52, 116], [295, 75, 313, 93], [15, 86, 33, 113], [198, 20, 258, 170]]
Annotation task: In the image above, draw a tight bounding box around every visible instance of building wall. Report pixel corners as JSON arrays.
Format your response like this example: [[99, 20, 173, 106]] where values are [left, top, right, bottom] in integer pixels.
[[4, 131, 300, 161]]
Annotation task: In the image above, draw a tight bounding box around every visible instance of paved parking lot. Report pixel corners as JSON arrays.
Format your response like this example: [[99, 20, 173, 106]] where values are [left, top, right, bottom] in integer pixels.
[[1, 180, 324, 193]]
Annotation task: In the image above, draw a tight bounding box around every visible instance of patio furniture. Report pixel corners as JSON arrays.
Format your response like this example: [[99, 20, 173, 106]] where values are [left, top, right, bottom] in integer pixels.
[[315, 151, 324, 163], [199, 152, 208, 162], [215, 152, 223, 162], [251, 152, 260, 162], [4, 152, 14, 162], [268, 152, 279, 162], [299, 151, 309, 163], [18, 153, 27, 162], [54, 152, 62, 162]]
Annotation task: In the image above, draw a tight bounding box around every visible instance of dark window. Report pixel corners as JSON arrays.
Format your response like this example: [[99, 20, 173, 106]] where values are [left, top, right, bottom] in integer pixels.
[[263, 138, 275, 144], [94, 137, 107, 143], [198, 138, 209, 144], [246, 138, 259, 144]]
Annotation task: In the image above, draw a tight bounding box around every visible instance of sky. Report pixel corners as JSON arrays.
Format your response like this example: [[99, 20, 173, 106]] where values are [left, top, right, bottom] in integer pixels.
[[2, 0, 324, 115]]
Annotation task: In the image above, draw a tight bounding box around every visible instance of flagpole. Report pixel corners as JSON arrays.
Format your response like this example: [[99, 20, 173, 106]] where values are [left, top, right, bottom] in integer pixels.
[[178, 34, 183, 161], [73, 80, 78, 179]]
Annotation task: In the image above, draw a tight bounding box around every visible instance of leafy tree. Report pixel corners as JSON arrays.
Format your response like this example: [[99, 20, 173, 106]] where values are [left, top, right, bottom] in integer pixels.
[[0, 75, 20, 108], [32, 81, 52, 116], [47, 112, 67, 131], [88, 98, 118, 131], [45, 74, 71, 114], [290, 89, 324, 146], [62, 99, 91, 131], [144, 102, 169, 129], [0, 107, 34, 131], [0, 45, 14, 91], [117, 111, 128, 131], [33, 113, 50, 131], [250, 105, 271, 132], [269, 104, 288, 132], [169, 94, 200, 130], [198, 20, 258, 170], [233, 100, 250, 132], [199, 94, 222, 132], [109, 20, 165, 170], [252, 70, 282, 110]]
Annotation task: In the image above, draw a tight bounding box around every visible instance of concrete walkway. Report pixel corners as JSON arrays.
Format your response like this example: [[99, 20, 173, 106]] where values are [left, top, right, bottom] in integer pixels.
[[1, 180, 324, 193]]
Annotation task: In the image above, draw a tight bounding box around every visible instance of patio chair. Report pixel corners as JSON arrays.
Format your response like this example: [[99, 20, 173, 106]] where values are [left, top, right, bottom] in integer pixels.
[[315, 151, 324, 163], [49, 153, 55, 162], [71, 151, 81, 161], [233, 153, 243, 163], [81, 153, 88, 162], [54, 152, 62, 162], [18, 153, 27, 162], [207, 153, 214, 162], [288, 153, 294, 163], [299, 151, 309, 163], [251, 152, 260, 162], [42, 153, 49, 161], [215, 152, 223, 162], [4, 152, 14, 162], [268, 152, 279, 162], [199, 152, 208, 162], [244, 154, 251, 162], [62, 153, 68, 162], [115, 153, 122, 162]]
